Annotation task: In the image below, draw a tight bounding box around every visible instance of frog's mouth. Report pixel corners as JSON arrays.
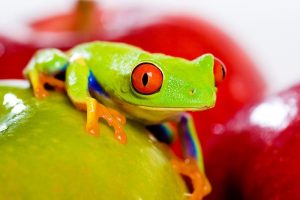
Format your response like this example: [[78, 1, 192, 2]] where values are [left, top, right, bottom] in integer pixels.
[[121, 103, 214, 124], [136, 105, 212, 112], [103, 94, 213, 112], [101, 96, 214, 124]]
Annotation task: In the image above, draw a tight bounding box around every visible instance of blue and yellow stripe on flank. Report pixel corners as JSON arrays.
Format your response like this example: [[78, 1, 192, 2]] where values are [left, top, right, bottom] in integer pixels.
[[88, 70, 108, 97], [179, 113, 204, 172]]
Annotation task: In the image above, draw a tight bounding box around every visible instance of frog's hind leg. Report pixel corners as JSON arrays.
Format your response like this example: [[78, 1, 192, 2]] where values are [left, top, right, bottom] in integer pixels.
[[175, 113, 211, 200], [178, 113, 204, 170], [148, 116, 211, 200], [65, 57, 127, 144], [23, 49, 69, 98]]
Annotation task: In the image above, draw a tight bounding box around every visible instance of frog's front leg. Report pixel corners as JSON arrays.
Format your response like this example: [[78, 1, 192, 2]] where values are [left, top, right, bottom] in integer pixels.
[[65, 57, 127, 144], [23, 49, 68, 98], [175, 113, 211, 200]]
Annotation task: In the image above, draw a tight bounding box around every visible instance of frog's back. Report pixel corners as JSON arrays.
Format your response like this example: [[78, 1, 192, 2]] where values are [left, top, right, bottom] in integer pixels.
[[69, 41, 143, 60], [67, 41, 146, 93], [69, 41, 143, 71]]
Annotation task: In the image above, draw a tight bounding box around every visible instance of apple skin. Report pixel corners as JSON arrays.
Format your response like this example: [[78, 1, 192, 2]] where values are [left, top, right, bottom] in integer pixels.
[[0, 81, 187, 200], [204, 83, 300, 200]]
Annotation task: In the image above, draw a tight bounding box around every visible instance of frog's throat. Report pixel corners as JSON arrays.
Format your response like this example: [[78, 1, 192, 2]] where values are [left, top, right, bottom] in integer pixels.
[[135, 105, 212, 112]]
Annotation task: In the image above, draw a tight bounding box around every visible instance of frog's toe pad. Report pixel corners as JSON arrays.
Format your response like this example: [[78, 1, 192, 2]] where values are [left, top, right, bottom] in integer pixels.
[[34, 88, 49, 98], [108, 108, 126, 125], [86, 121, 100, 136]]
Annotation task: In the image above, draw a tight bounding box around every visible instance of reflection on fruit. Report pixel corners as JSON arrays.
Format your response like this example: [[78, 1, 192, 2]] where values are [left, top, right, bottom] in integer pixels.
[[204, 83, 300, 200]]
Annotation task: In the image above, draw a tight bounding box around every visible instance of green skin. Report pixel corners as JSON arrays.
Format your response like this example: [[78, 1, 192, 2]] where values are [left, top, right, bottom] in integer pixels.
[[24, 41, 216, 124], [23, 41, 217, 172]]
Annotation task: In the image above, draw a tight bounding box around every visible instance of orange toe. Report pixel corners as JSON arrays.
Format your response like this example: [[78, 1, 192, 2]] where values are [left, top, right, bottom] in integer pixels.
[[108, 108, 126, 125], [31, 74, 65, 98], [40, 74, 65, 91], [86, 120, 99, 135], [85, 97, 127, 144], [172, 158, 211, 200], [34, 86, 49, 98], [111, 123, 127, 144]]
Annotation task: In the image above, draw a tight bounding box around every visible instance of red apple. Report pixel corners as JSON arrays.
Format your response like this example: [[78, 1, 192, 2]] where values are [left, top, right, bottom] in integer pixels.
[[0, 36, 36, 79], [204, 83, 300, 200]]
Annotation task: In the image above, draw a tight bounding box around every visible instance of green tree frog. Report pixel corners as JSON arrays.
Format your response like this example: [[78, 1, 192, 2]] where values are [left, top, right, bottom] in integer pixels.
[[24, 41, 225, 200]]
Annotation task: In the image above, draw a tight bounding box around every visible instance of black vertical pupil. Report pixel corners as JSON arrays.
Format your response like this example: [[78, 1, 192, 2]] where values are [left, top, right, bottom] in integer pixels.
[[222, 66, 226, 79], [142, 73, 148, 86]]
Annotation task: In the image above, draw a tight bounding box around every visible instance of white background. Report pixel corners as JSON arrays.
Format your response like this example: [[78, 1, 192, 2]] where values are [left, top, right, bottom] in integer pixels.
[[0, 0, 300, 94]]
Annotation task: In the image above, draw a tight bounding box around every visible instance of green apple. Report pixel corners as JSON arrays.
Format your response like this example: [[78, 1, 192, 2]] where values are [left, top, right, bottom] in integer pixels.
[[0, 80, 187, 200]]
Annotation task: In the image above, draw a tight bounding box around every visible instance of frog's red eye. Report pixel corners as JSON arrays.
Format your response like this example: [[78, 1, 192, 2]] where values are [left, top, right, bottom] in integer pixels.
[[131, 63, 163, 95], [214, 57, 226, 86]]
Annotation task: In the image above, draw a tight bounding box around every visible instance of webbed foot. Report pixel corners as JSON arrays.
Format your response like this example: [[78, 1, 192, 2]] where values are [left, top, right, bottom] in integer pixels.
[[172, 157, 211, 200], [29, 72, 65, 98], [84, 97, 127, 144]]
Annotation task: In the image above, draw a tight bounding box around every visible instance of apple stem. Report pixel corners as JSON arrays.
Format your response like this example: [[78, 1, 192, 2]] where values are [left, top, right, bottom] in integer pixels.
[[73, 0, 102, 36]]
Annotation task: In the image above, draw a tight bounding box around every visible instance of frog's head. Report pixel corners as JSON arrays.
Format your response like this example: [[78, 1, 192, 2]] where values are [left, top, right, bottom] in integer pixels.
[[109, 53, 225, 123]]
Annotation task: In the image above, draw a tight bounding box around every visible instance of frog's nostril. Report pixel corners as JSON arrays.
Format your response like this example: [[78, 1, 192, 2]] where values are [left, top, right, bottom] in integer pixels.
[[190, 88, 196, 95]]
